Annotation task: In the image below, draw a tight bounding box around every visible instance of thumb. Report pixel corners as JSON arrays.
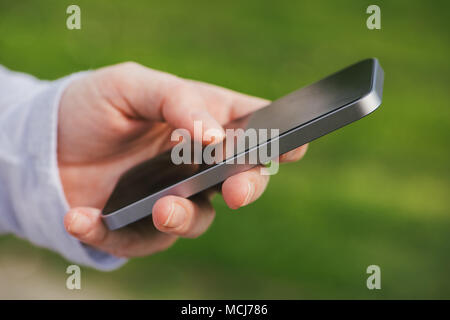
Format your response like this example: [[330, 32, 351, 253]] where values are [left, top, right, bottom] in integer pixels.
[[97, 62, 225, 145]]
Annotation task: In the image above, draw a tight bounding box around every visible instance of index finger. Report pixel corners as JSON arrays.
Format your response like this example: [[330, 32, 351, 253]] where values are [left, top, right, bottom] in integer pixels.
[[187, 79, 270, 124]]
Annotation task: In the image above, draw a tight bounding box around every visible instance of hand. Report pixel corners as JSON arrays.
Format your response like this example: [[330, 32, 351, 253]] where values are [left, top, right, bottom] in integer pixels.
[[59, 62, 308, 258]]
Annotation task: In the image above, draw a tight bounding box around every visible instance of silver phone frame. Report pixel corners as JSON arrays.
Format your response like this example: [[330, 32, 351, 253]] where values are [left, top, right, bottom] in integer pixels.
[[102, 58, 384, 230]]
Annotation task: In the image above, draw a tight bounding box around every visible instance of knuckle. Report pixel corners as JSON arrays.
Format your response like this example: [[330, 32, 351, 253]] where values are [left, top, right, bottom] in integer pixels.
[[117, 61, 141, 72], [110, 234, 178, 258], [181, 227, 205, 239], [106, 110, 135, 136], [81, 230, 103, 247], [107, 232, 139, 258], [74, 224, 105, 247], [180, 207, 215, 239], [99, 61, 141, 85]]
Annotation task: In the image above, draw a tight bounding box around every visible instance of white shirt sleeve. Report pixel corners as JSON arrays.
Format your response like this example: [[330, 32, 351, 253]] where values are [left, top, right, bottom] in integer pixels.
[[0, 66, 127, 271]]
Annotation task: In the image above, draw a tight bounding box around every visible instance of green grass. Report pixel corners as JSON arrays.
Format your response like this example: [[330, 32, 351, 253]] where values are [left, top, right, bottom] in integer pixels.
[[0, 0, 449, 298]]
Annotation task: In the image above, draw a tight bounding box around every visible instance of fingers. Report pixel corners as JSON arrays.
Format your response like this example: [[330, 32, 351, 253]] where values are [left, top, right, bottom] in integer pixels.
[[279, 144, 309, 163], [162, 83, 225, 144], [219, 144, 307, 209], [64, 207, 109, 247], [97, 62, 270, 142], [219, 144, 308, 210], [98, 62, 225, 145], [153, 195, 215, 238], [221, 166, 270, 210], [64, 143, 308, 258], [65, 193, 216, 258], [64, 207, 177, 258]]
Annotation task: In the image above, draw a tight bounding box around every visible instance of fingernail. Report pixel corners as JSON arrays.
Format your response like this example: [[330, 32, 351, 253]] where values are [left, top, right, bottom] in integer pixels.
[[243, 181, 255, 206], [163, 202, 186, 228], [68, 211, 91, 235]]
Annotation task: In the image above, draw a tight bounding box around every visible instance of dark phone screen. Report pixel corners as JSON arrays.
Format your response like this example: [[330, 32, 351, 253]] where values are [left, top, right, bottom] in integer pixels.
[[103, 59, 374, 214]]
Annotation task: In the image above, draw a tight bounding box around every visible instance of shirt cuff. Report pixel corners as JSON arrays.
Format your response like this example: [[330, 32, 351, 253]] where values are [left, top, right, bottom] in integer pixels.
[[8, 71, 127, 271]]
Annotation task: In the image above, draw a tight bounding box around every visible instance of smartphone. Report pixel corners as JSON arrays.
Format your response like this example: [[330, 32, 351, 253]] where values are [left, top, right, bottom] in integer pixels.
[[102, 58, 384, 230]]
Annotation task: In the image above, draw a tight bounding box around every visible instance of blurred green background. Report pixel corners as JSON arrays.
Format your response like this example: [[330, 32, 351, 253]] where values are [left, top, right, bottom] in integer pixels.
[[0, 0, 449, 299]]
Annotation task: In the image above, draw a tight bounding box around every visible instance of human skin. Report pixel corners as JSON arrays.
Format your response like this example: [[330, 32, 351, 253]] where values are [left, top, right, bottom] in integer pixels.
[[59, 62, 308, 258]]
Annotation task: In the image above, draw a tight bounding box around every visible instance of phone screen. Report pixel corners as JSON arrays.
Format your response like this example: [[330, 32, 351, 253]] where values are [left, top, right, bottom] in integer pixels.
[[103, 59, 374, 215]]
